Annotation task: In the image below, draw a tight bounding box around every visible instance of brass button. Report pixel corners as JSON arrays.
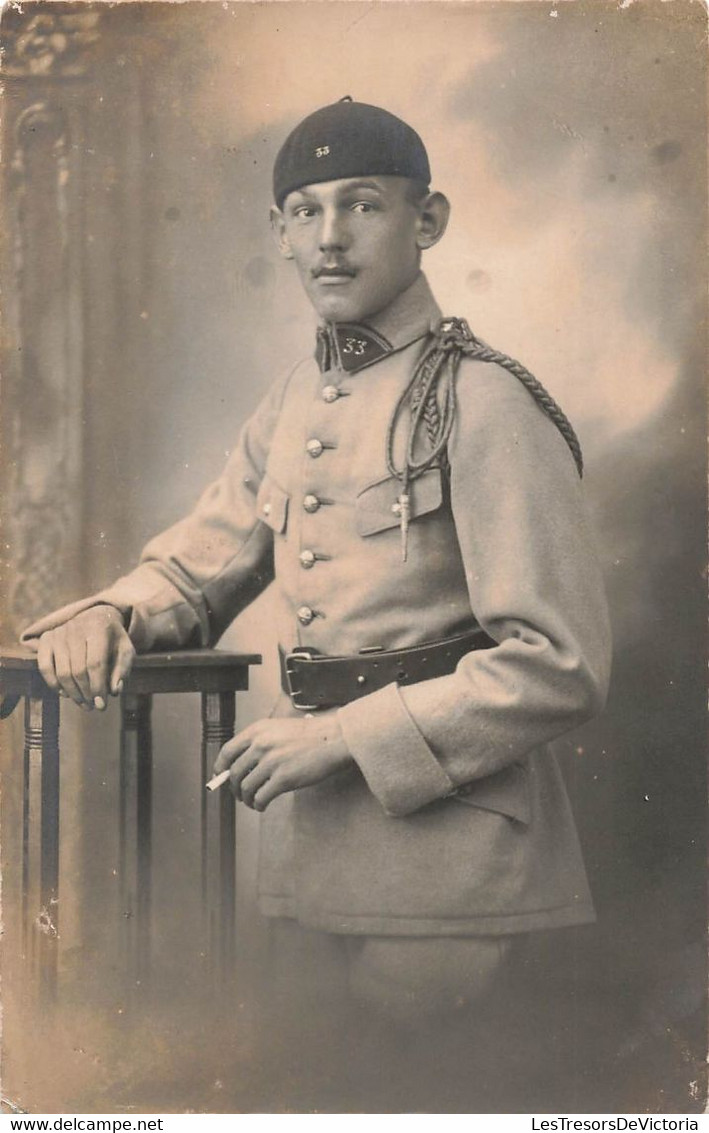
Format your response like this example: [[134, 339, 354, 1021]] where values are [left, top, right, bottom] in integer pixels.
[[297, 605, 315, 626], [262, 502, 272, 516], [306, 438, 324, 458], [322, 385, 340, 403], [303, 494, 321, 513], [299, 550, 316, 569]]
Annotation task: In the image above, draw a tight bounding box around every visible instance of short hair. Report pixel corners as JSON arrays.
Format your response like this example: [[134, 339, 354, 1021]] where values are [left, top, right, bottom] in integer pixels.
[[404, 178, 430, 205]]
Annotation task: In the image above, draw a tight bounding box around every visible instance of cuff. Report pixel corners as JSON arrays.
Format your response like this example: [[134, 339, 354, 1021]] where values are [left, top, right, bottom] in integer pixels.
[[19, 566, 205, 651], [21, 594, 130, 642], [337, 682, 455, 817]]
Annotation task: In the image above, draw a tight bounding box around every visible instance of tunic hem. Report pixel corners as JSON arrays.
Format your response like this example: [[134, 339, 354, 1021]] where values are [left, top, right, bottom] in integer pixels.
[[258, 895, 596, 936]]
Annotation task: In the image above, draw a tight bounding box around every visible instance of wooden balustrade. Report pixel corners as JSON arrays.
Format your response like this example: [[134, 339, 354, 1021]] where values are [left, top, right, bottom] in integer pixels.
[[0, 645, 261, 1003]]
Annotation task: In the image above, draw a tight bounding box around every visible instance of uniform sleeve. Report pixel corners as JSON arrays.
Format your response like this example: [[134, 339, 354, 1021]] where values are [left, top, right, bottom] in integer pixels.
[[337, 360, 612, 817], [21, 368, 296, 652]]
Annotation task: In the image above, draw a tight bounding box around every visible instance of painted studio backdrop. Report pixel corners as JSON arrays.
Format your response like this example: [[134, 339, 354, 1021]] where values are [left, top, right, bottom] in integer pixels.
[[1, 0, 706, 1114]]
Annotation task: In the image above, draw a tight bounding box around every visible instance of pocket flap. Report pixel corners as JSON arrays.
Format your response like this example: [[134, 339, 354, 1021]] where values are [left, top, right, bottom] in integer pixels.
[[453, 762, 530, 825], [256, 474, 289, 535], [355, 468, 443, 537]]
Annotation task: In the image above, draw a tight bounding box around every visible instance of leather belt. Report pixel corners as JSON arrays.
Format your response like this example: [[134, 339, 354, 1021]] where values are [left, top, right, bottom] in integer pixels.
[[280, 626, 496, 711]]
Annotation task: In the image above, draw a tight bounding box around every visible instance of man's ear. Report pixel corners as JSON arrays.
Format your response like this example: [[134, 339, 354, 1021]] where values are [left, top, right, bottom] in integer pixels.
[[415, 191, 450, 251], [270, 205, 294, 260]]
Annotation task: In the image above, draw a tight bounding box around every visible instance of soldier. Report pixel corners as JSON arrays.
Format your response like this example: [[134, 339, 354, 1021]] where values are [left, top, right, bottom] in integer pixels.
[[22, 99, 612, 1028]]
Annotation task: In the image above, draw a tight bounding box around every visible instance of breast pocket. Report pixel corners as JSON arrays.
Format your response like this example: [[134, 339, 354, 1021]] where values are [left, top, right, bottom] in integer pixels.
[[355, 468, 443, 537], [256, 473, 290, 535]]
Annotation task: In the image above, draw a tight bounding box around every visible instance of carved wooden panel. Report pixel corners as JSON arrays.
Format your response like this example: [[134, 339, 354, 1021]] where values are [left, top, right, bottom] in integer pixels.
[[2, 6, 103, 637], [2, 8, 100, 78], [5, 100, 85, 634]]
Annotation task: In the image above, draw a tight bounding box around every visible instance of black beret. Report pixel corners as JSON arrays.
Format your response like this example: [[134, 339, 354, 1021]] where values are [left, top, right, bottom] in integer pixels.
[[273, 98, 431, 208]]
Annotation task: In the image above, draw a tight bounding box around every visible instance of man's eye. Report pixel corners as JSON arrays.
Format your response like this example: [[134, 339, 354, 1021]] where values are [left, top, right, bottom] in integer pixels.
[[293, 206, 316, 219], [351, 201, 376, 213]]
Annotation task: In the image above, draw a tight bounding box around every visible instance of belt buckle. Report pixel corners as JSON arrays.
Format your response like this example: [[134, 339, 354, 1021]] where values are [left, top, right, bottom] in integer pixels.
[[284, 648, 320, 712]]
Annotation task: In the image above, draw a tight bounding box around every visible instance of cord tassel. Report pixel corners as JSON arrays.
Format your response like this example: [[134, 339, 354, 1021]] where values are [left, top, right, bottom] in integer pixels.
[[398, 490, 411, 562]]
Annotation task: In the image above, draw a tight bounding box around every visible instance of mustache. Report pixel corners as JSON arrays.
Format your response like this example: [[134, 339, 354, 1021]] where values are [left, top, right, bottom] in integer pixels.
[[312, 264, 357, 278]]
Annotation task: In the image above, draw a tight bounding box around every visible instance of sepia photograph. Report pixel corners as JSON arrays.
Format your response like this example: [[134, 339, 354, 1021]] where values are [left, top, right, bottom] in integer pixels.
[[0, 0, 706, 1116]]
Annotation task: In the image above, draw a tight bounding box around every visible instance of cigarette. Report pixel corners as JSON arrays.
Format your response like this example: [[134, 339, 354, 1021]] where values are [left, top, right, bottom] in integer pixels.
[[205, 769, 231, 792]]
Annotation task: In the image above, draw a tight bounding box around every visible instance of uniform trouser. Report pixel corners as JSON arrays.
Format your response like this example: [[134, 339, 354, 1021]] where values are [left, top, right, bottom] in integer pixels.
[[268, 919, 512, 1026], [262, 922, 555, 1109], [346, 934, 511, 1023]]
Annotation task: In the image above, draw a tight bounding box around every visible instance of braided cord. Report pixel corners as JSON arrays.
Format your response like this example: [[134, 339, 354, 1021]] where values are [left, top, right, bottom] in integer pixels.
[[386, 319, 583, 490], [458, 334, 584, 477], [385, 343, 455, 489]]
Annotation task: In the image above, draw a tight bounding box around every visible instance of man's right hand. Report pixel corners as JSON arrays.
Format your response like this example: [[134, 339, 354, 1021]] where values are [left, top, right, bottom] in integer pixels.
[[33, 606, 136, 710]]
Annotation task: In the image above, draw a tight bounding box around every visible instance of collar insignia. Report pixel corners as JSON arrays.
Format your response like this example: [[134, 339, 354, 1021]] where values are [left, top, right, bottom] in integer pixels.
[[315, 323, 393, 374]]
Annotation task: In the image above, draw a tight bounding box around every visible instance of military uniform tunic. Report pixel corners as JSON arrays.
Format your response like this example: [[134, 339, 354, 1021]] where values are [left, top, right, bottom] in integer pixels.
[[24, 273, 612, 937]]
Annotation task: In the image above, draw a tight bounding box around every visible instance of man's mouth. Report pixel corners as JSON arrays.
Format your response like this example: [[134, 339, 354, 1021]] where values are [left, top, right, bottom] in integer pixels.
[[313, 265, 357, 280]]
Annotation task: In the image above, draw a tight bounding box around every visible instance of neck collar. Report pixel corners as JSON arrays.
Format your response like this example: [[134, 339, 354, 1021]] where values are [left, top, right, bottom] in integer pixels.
[[315, 273, 442, 374]]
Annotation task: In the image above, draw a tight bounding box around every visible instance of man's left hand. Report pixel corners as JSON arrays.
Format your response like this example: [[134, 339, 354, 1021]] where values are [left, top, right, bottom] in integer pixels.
[[213, 715, 354, 811]]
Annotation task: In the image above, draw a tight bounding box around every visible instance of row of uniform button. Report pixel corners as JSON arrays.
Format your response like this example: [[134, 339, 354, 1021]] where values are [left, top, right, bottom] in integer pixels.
[[296, 383, 347, 627], [306, 385, 347, 457]]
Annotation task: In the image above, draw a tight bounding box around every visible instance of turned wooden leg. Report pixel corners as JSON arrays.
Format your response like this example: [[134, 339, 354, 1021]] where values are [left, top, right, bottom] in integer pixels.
[[201, 692, 236, 986], [22, 692, 60, 1001], [119, 692, 153, 983]]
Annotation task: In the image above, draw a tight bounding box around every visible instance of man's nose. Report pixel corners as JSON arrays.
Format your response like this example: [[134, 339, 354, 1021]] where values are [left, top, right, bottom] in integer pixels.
[[319, 208, 350, 252]]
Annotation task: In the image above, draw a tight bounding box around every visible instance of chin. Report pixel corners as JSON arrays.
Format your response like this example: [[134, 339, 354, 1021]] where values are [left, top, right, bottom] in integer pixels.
[[313, 295, 369, 324]]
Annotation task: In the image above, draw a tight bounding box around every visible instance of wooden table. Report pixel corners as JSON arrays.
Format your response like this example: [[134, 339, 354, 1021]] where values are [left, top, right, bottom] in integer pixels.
[[0, 645, 261, 1001]]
